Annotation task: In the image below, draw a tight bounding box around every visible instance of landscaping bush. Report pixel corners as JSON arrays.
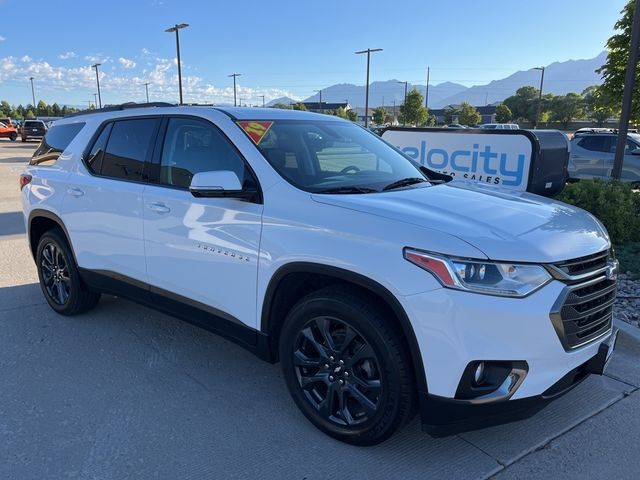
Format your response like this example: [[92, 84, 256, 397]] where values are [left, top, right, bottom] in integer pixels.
[[556, 179, 640, 244]]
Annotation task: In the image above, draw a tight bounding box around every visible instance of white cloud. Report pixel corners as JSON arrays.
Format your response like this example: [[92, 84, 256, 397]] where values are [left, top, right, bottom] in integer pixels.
[[20, 55, 32, 63], [58, 51, 77, 60], [0, 35, 6, 42], [0, 55, 298, 106], [118, 57, 136, 69]]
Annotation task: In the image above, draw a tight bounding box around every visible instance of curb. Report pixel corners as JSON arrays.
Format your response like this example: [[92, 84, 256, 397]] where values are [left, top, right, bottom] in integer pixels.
[[614, 318, 640, 342]]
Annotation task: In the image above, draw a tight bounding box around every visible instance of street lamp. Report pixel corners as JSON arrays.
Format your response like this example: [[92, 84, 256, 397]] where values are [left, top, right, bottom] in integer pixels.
[[91, 63, 102, 108], [165, 23, 189, 105], [534, 66, 545, 129], [425, 67, 430, 109], [143, 82, 150, 103], [228, 73, 241, 107], [314, 89, 322, 111], [93, 93, 98, 108], [260, 95, 265, 108], [398, 81, 408, 125], [355, 48, 383, 127], [29, 77, 36, 117]]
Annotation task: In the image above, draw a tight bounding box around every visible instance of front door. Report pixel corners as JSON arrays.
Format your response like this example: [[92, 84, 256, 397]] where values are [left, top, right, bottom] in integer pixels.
[[143, 116, 263, 330]]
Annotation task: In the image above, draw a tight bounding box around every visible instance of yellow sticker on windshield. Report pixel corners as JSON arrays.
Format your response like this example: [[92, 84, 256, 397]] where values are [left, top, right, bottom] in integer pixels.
[[237, 121, 273, 145]]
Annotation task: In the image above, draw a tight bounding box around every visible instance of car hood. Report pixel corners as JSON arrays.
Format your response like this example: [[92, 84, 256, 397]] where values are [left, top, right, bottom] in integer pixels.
[[311, 182, 609, 263]]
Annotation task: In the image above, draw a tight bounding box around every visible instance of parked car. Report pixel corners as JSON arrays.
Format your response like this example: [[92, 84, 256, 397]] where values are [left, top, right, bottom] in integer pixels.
[[479, 123, 520, 130], [0, 121, 18, 141], [21, 104, 618, 445], [21, 119, 47, 142], [445, 124, 467, 129], [569, 129, 640, 182]]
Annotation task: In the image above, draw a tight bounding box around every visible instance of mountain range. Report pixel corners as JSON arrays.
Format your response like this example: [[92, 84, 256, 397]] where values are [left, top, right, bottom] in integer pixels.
[[300, 51, 607, 109]]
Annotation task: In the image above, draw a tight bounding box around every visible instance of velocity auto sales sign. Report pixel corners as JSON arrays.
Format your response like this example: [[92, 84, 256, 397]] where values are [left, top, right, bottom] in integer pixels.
[[382, 129, 532, 190]]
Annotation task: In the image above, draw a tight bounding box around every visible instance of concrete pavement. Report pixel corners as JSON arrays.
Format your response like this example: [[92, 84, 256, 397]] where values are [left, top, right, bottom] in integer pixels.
[[0, 140, 638, 479]]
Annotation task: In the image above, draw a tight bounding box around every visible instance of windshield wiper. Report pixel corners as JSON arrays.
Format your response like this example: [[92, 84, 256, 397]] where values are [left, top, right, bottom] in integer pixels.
[[382, 177, 428, 191], [314, 186, 378, 194]]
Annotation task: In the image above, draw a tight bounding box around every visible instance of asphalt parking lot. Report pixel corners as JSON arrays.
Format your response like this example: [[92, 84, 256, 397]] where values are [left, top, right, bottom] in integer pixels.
[[1, 140, 639, 479]]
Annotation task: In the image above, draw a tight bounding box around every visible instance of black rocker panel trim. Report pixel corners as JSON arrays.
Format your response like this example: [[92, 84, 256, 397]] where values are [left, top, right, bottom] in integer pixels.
[[78, 268, 272, 361]]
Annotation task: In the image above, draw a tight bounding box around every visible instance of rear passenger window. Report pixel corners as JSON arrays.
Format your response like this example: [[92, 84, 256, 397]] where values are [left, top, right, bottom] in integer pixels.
[[85, 123, 113, 174], [31, 123, 85, 165], [100, 118, 159, 181], [578, 136, 609, 153]]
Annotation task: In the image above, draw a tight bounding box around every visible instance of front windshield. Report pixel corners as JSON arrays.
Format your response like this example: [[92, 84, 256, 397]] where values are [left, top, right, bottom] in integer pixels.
[[249, 120, 428, 193]]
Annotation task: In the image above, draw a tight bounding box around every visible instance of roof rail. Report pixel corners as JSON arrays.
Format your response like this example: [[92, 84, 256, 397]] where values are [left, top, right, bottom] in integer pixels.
[[65, 102, 175, 118]]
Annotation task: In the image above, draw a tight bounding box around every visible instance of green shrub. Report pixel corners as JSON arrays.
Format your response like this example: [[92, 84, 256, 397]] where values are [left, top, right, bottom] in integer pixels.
[[556, 179, 640, 244]]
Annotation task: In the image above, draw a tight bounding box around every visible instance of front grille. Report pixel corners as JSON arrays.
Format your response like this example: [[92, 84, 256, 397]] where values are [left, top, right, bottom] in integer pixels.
[[549, 256, 616, 351], [552, 250, 609, 279]]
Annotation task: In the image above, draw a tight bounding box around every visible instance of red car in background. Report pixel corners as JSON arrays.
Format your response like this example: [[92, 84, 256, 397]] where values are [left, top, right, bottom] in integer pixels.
[[0, 121, 18, 141]]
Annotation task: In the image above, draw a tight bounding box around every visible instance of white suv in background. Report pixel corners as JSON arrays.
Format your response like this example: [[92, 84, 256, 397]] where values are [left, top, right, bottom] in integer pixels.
[[21, 104, 618, 445]]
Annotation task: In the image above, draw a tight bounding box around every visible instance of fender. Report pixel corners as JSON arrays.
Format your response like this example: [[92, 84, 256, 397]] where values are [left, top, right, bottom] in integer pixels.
[[261, 262, 429, 400], [27, 208, 77, 262]]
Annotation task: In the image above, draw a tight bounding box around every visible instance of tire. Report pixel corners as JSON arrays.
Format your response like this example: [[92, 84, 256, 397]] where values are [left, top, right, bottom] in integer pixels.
[[280, 286, 416, 445], [36, 229, 100, 315], [9, 132, 16, 141], [21, 136, 26, 142]]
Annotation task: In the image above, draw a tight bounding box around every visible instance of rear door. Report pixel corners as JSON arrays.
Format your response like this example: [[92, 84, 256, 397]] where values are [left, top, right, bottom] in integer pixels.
[[62, 117, 160, 284], [142, 116, 263, 330], [570, 135, 610, 179]]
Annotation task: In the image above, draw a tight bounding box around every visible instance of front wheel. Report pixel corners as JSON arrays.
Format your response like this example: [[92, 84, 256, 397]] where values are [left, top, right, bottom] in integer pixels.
[[280, 286, 416, 445], [36, 229, 100, 315], [9, 132, 16, 141]]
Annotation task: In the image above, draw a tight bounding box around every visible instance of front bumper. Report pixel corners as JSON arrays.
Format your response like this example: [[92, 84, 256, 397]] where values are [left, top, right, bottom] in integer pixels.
[[422, 329, 618, 436]]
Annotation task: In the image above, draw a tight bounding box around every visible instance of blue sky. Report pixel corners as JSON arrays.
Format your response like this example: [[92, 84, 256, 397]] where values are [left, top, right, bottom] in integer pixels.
[[0, 0, 628, 107]]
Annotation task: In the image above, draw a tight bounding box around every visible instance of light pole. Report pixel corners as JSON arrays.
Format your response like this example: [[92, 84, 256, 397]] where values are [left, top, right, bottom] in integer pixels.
[[398, 81, 408, 125], [91, 63, 102, 108], [143, 82, 150, 103], [612, 0, 640, 180], [93, 93, 98, 108], [260, 95, 265, 107], [165, 23, 189, 105], [228, 73, 241, 107], [534, 66, 545, 129], [29, 77, 36, 117], [355, 48, 383, 127], [425, 67, 430, 109], [314, 89, 322, 111]]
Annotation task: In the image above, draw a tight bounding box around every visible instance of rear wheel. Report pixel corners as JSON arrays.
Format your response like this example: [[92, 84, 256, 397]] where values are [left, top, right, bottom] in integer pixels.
[[280, 286, 416, 445], [21, 136, 26, 142], [9, 132, 16, 141], [36, 229, 100, 315]]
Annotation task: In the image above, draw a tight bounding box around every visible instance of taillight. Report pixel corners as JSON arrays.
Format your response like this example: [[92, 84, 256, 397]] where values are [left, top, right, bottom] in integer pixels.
[[19, 174, 32, 191]]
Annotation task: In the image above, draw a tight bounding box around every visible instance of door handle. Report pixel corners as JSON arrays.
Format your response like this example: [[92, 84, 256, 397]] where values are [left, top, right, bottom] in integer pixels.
[[146, 202, 171, 214], [67, 187, 84, 197]]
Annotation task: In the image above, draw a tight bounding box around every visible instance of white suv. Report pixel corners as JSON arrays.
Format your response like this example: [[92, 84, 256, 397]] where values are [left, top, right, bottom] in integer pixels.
[[21, 104, 618, 445]]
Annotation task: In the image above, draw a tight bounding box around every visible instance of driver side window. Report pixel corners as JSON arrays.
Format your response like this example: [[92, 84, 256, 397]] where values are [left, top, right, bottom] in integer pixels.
[[160, 117, 247, 189]]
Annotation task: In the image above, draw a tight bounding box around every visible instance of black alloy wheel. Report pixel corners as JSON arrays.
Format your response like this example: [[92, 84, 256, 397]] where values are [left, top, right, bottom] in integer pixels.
[[280, 286, 416, 445], [40, 242, 71, 305], [293, 316, 382, 427]]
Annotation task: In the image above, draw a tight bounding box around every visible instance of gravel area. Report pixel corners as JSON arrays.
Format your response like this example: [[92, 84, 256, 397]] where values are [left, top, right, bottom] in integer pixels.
[[615, 273, 640, 328]]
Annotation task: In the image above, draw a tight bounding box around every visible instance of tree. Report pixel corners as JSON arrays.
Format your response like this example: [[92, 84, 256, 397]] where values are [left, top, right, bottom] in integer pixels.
[[503, 86, 541, 123], [271, 103, 291, 109], [583, 85, 616, 126], [458, 102, 481, 126], [36, 100, 47, 116], [495, 104, 512, 123], [0, 100, 11, 116], [549, 93, 585, 129], [373, 107, 385, 125], [398, 88, 428, 125], [346, 109, 358, 122], [292, 103, 307, 111], [443, 105, 460, 124], [597, 0, 640, 123]]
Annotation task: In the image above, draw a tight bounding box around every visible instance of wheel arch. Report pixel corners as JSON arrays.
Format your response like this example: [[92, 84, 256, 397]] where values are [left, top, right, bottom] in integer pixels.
[[261, 262, 428, 397], [28, 209, 76, 262]]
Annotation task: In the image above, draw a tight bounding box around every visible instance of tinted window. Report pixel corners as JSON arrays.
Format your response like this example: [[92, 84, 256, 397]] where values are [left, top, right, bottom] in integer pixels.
[[578, 136, 610, 152], [31, 123, 85, 165], [101, 118, 159, 181], [159, 117, 248, 189], [24, 120, 44, 128], [85, 123, 113, 174]]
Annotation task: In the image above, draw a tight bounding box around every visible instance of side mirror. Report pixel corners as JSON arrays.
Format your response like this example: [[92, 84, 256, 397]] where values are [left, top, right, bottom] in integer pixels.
[[189, 170, 244, 198]]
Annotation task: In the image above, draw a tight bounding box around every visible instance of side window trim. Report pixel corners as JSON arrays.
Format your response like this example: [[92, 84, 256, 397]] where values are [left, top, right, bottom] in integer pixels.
[[146, 114, 263, 203]]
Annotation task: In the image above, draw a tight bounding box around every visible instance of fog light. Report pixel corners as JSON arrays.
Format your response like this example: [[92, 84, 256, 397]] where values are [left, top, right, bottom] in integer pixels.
[[473, 362, 485, 385]]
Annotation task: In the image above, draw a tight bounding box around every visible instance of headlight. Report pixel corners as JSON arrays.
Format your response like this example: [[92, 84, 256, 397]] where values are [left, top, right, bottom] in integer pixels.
[[404, 248, 552, 297]]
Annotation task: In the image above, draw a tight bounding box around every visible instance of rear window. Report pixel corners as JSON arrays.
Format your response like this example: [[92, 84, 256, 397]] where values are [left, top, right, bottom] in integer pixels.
[[577, 135, 610, 153], [24, 120, 44, 128], [30, 122, 86, 165]]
